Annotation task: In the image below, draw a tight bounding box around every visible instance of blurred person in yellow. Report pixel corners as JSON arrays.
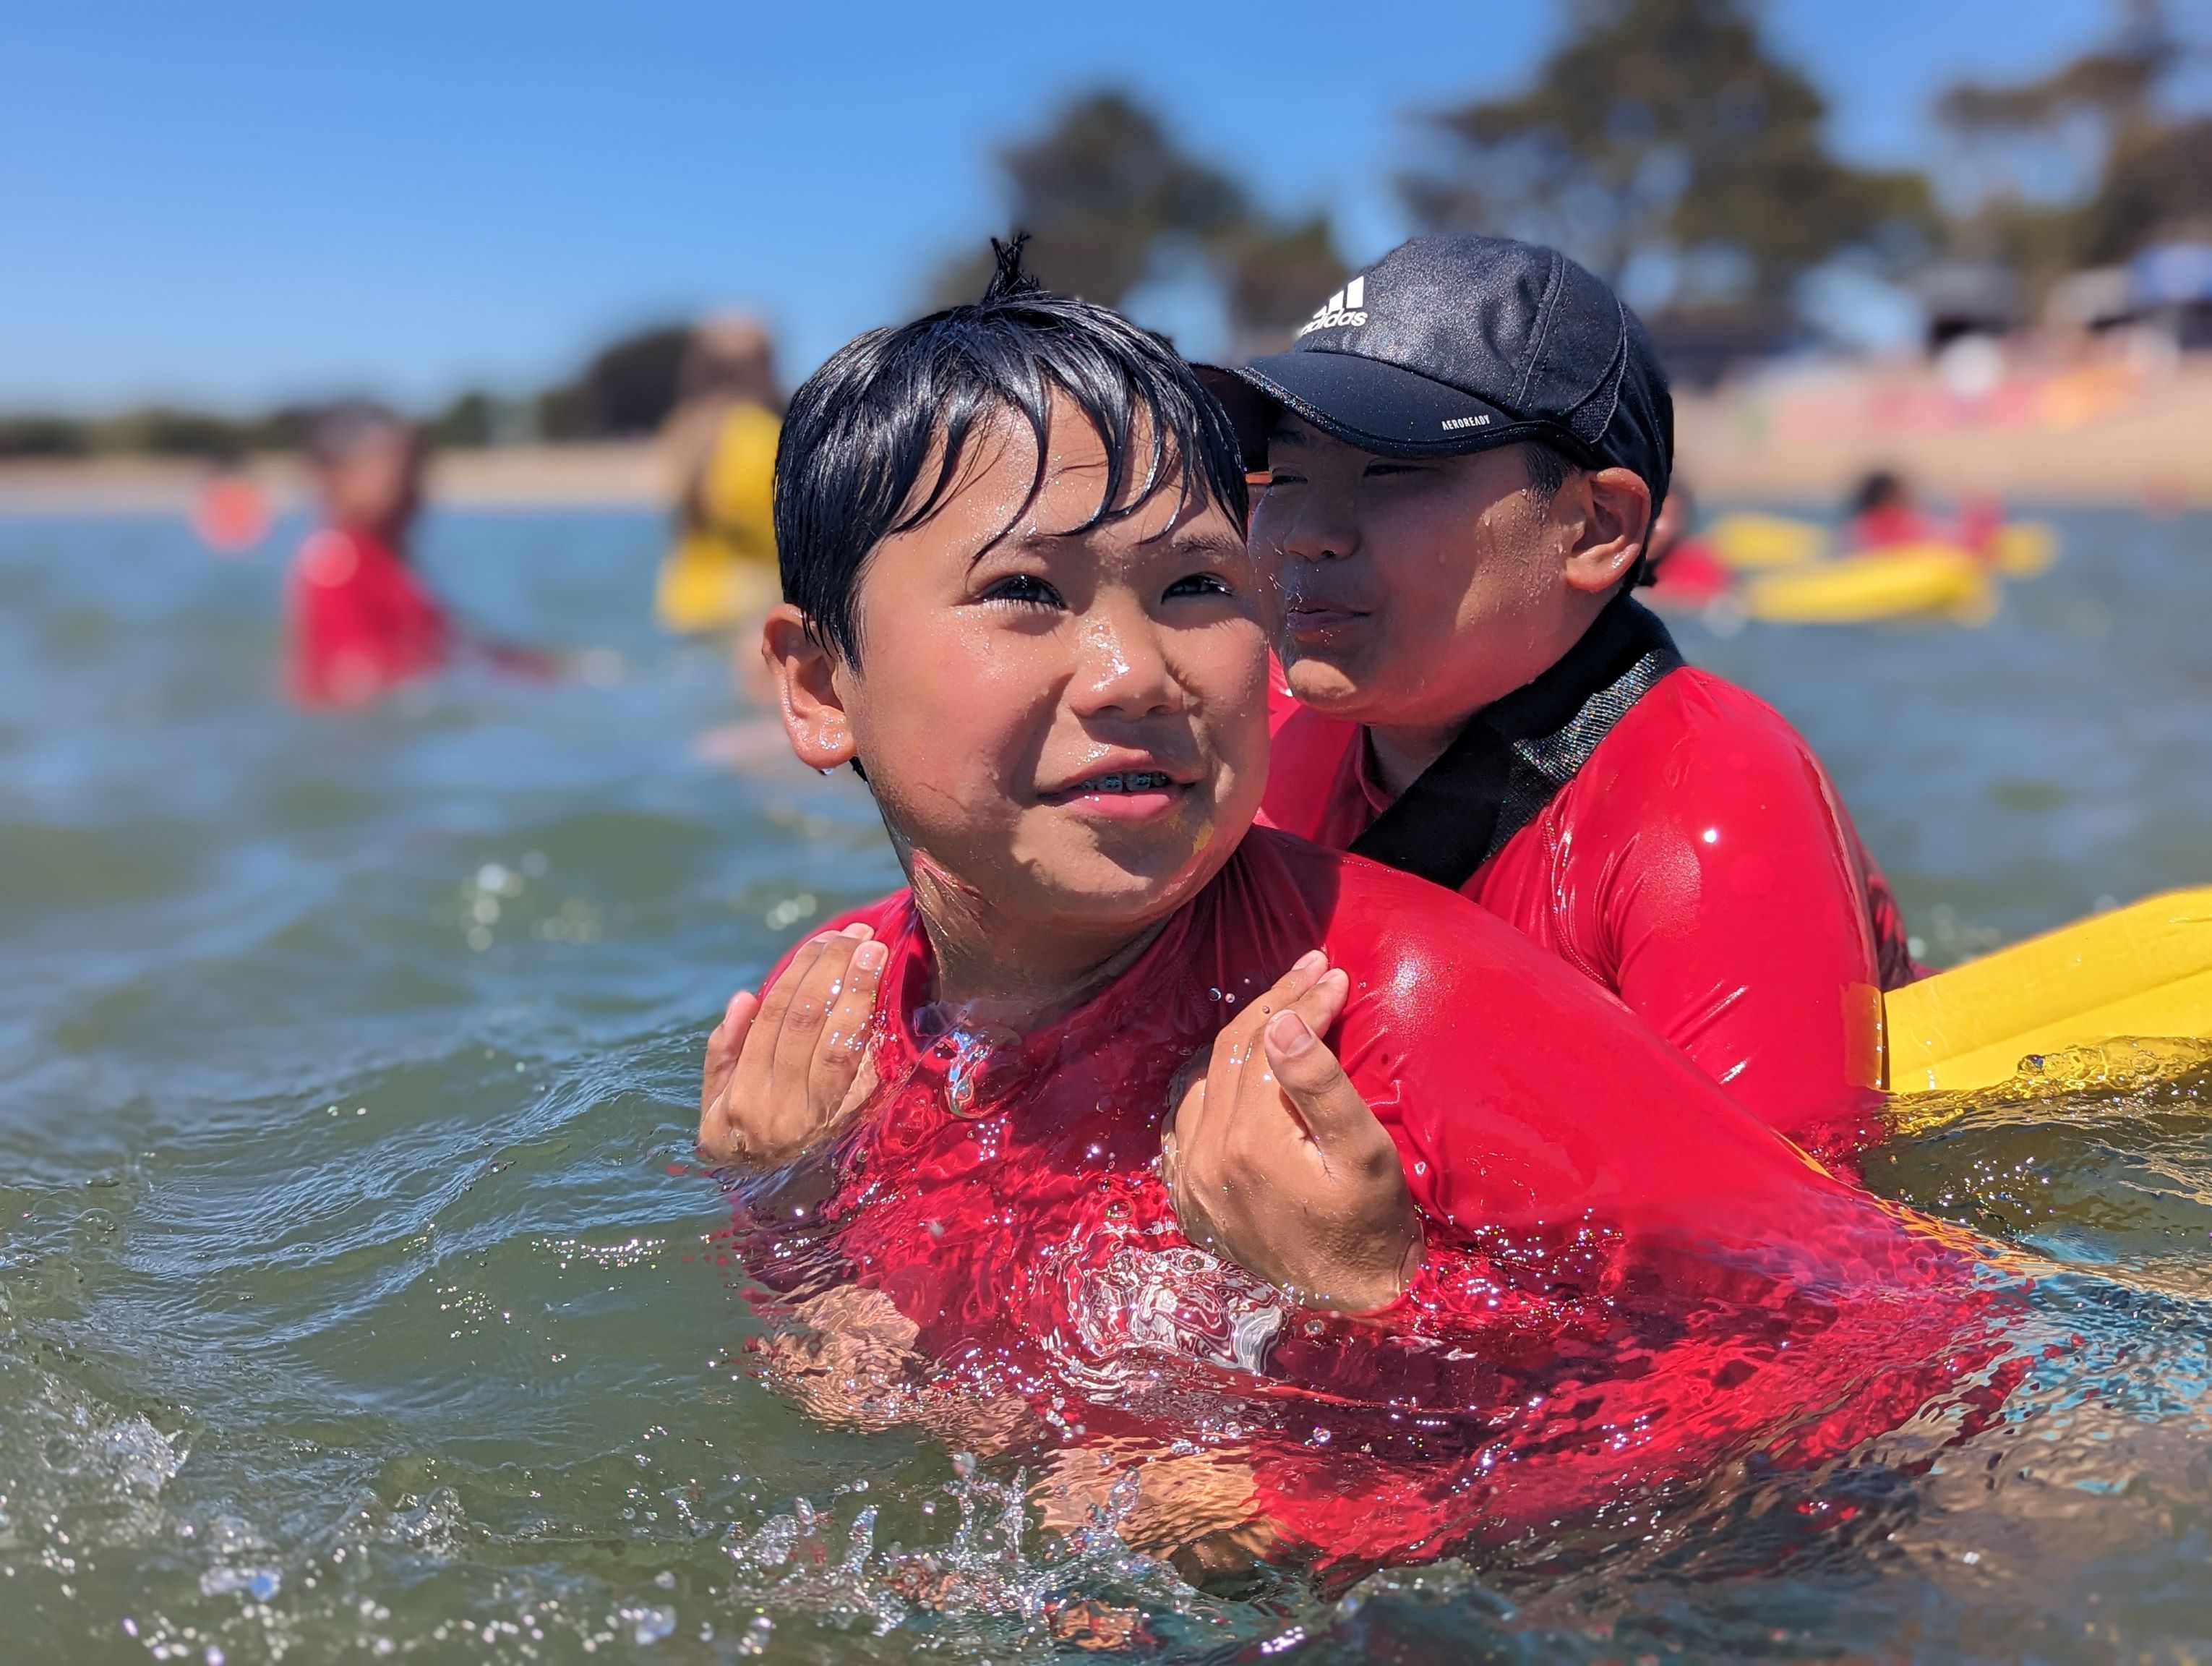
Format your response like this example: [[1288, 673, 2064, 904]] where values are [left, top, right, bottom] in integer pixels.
[[656, 314, 784, 634]]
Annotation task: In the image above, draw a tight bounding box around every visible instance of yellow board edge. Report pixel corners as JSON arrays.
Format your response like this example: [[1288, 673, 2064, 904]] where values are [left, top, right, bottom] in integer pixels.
[[1885, 887, 2212, 1093]]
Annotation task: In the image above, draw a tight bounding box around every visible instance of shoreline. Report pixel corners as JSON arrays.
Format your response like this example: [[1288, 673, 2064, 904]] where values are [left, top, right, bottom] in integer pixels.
[[4, 364, 2210, 514]]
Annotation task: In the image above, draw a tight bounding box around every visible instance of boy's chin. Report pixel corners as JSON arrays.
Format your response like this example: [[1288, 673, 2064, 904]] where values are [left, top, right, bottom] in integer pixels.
[[1279, 652, 1374, 716], [1029, 837, 1234, 927]]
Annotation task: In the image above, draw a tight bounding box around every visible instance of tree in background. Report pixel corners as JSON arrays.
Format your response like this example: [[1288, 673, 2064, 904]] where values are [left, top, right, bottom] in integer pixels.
[[1397, 0, 1932, 353], [536, 323, 693, 440], [935, 89, 1347, 354], [1937, 0, 2211, 293]]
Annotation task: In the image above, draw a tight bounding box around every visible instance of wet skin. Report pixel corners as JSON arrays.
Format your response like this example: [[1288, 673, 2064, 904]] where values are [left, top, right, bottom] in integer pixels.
[[1251, 415, 1650, 795], [763, 396, 1271, 1022]]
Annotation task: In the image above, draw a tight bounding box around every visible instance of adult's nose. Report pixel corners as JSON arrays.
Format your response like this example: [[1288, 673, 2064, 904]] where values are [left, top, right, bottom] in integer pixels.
[[1257, 487, 1358, 568]]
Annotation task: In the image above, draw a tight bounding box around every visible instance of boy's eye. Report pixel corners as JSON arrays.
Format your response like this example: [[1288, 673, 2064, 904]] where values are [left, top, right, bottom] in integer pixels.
[[979, 573, 1063, 608], [1164, 572, 1235, 601]]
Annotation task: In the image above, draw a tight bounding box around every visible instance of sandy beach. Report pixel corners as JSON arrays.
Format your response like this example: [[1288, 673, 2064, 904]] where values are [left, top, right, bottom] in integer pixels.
[[4, 362, 2209, 515]]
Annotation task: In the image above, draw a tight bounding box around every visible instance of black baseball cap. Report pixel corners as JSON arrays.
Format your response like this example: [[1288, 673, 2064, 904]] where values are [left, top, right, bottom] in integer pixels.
[[1200, 234, 1673, 511]]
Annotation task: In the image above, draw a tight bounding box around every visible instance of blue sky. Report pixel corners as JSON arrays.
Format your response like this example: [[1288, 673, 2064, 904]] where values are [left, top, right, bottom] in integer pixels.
[[2, 0, 2124, 412]]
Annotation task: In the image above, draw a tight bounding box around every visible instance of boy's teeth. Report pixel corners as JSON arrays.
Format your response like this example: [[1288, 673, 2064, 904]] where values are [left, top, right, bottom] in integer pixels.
[[1076, 771, 1171, 794]]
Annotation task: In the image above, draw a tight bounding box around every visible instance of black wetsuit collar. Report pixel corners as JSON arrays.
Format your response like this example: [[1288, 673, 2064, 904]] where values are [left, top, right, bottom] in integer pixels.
[[1348, 595, 1684, 892]]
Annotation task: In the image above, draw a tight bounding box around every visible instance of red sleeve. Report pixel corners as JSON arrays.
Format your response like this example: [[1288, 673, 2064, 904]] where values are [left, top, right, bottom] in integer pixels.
[[1256, 706, 1360, 838], [1316, 856, 1880, 1259], [751, 893, 910, 999], [1253, 858, 1991, 1566], [1555, 678, 1889, 1151]]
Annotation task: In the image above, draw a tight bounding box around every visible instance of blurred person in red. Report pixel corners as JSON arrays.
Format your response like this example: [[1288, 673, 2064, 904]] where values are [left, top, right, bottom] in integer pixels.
[[286, 402, 447, 706], [287, 401, 555, 706], [1843, 469, 2002, 556], [1640, 477, 1731, 607]]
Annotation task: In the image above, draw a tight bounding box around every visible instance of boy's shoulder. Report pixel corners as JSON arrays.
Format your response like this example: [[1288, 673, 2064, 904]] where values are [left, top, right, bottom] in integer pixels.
[[1611, 663, 1821, 770], [1240, 826, 1585, 997], [1572, 662, 1838, 820]]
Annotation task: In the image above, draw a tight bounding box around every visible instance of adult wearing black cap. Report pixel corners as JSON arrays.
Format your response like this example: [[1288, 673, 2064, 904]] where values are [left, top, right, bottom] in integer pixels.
[[1200, 234, 1917, 1153]]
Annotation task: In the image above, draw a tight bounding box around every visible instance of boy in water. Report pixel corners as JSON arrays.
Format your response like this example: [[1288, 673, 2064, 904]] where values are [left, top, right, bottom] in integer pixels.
[[1202, 236, 1916, 1158], [700, 250, 2007, 1572], [287, 403, 447, 707]]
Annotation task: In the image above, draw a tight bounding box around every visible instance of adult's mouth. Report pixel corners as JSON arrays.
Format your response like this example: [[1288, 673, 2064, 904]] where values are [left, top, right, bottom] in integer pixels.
[[1282, 601, 1370, 643]]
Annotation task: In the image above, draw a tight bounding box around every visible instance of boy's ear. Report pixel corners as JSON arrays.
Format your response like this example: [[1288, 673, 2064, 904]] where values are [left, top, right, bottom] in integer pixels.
[[1560, 466, 1654, 597], [761, 604, 858, 772]]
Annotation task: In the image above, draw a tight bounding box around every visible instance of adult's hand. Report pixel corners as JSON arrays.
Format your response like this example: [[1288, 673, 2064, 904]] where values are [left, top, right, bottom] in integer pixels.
[[1162, 952, 1421, 1312], [698, 923, 886, 1166]]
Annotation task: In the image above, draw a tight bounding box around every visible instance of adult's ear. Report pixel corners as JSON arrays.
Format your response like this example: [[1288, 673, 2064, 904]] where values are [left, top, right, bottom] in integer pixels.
[[761, 604, 858, 771], [1560, 466, 1654, 597]]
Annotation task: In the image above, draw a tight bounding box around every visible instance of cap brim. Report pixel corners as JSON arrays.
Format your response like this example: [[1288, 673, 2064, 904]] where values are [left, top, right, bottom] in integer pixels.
[[1233, 350, 1562, 462], [1192, 364, 1276, 474]]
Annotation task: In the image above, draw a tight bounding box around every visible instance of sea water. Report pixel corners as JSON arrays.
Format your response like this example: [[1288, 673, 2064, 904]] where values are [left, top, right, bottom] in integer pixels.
[[2, 503, 2211, 1661]]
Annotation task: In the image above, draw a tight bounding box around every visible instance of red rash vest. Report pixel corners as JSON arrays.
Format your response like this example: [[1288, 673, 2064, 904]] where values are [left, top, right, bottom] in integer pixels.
[[1261, 597, 1917, 1152], [286, 526, 447, 707], [734, 829, 2005, 1568]]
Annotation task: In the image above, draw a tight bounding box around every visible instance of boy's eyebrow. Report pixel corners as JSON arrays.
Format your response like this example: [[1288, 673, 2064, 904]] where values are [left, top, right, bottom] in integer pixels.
[[972, 518, 1240, 565], [1266, 422, 1307, 445]]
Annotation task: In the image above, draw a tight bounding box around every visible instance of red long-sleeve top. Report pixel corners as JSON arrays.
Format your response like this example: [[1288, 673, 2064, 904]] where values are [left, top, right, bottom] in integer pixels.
[[286, 526, 447, 707], [1261, 612, 1917, 1154], [732, 830, 2004, 1568]]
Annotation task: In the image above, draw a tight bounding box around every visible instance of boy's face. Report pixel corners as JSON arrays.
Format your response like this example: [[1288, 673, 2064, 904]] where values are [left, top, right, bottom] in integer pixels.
[[316, 429, 421, 541], [831, 398, 1268, 941], [1250, 416, 1579, 729]]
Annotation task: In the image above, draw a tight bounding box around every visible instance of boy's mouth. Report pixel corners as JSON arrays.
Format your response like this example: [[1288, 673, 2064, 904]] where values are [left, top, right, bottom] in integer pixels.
[[1068, 770, 1174, 795], [1037, 764, 1197, 819]]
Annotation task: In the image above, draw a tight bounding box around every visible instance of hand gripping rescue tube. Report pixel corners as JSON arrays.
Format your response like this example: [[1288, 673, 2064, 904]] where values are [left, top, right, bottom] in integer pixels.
[[726, 830, 2020, 1572]]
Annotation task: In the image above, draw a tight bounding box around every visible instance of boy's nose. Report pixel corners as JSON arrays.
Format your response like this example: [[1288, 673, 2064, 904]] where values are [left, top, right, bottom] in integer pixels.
[[1068, 610, 1181, 719]]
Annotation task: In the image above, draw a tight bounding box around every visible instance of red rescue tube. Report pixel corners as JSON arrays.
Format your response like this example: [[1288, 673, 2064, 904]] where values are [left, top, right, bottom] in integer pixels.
[[730, 831, 2012, 1569]]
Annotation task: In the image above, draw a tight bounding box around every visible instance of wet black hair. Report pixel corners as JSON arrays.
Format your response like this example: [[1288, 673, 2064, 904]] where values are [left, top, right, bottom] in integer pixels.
[[1521, 441, 1574, 506], [305, 399, 416, 468], [1852, 469, 1907, 516], [773, 236, 1248, 667]]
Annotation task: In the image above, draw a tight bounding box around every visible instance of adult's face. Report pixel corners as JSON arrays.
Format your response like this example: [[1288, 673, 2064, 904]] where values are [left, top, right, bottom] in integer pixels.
[[1249, 416, 1582, 730]]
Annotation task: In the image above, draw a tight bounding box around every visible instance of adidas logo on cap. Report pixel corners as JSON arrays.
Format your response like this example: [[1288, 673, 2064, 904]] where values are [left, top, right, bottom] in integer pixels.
[[1294, 275, 1367, 338]]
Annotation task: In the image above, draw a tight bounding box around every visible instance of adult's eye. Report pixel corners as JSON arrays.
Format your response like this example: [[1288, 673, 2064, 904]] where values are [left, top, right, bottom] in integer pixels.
[[979, 573, 1063, 608]]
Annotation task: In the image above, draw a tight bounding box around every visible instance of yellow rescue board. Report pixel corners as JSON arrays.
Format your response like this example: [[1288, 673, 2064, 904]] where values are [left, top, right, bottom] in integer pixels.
[[1709, 511, 1830, 570], [1990, 521, 2058, 578], [1885, 888, 2212, 1093], [1745, 547, 1994, 625]]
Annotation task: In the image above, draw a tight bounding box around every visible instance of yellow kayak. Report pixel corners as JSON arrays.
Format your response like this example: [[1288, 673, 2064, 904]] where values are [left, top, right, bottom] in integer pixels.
[[1989, 521, 2057, 578], [1745, 546, 1995, 625], [1886, 888, 2212, 1095], [1709, 511, 1830, 571]]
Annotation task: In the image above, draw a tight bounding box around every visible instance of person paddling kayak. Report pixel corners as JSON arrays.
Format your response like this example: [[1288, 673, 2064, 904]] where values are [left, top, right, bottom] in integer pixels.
[[1203, 235, 1918, 1156]]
